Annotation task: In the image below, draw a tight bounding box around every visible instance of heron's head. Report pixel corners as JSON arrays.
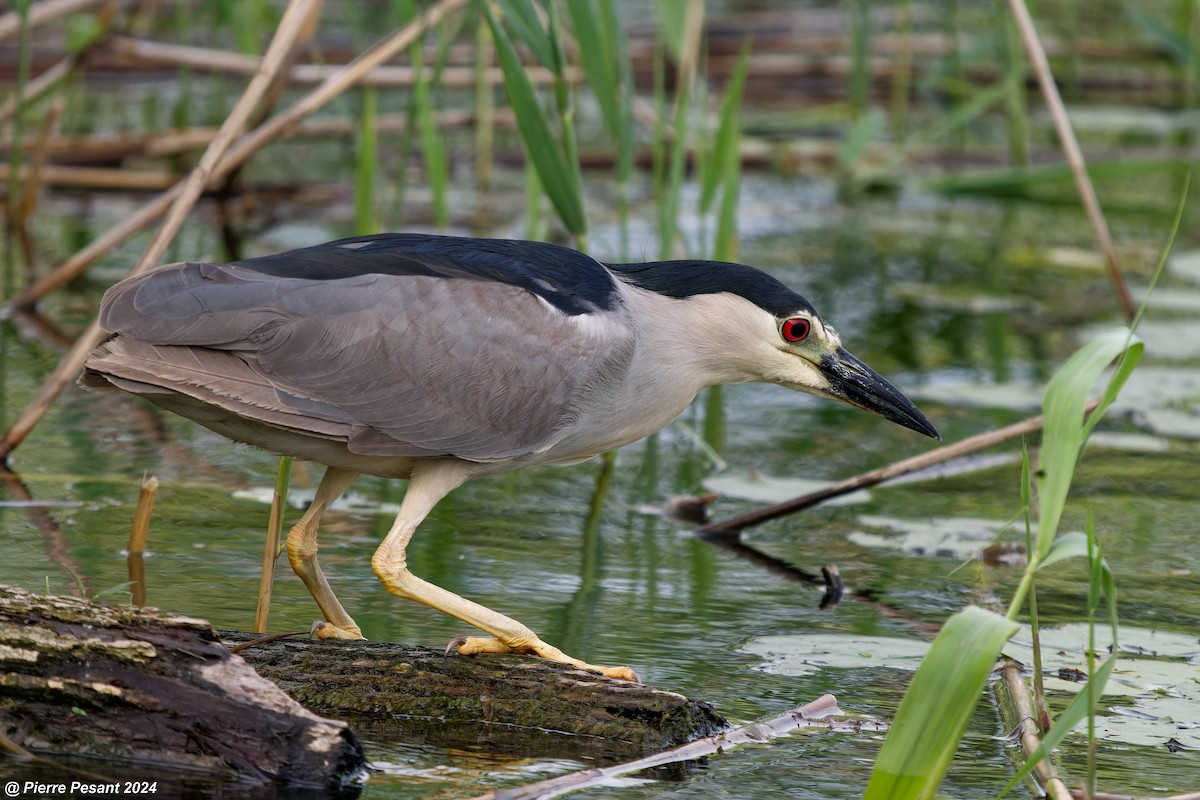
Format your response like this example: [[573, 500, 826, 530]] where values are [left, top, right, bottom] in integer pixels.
[[610, 259, 939, 440], [753, 304, 939, 440]]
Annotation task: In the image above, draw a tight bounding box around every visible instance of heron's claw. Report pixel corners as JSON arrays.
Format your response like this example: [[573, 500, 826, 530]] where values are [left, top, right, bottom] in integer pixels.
[[312, 621, 364, 640], [450, 635, 640, 682]]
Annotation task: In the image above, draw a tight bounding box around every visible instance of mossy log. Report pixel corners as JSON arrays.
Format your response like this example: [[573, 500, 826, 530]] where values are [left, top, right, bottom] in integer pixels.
[[0, 585, 365, 791], [225, 632, 729, 761]]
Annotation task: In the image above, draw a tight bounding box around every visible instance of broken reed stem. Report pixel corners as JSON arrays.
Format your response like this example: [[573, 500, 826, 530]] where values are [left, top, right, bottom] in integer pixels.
[[695, 398, 1102, 536], [127, 475, 158, 555], [254, 457, 292, 634], [127, 474, 158, 607], [471, 695, 847, 800], [1005, 0, 1136, 322], [1, 0, 473, 459], [1000, 659, 1073, 800], [6, 0, 470, 315], [0, 163, 179, 191]]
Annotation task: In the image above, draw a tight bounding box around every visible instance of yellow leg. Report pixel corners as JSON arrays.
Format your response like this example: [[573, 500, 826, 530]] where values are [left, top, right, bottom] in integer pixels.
[[370, 462, 639, 682], [286, 466, 363, 639]]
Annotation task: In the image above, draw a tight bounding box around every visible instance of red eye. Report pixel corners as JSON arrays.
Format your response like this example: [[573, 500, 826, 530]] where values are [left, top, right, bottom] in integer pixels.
[[781, 317, 811, 343]]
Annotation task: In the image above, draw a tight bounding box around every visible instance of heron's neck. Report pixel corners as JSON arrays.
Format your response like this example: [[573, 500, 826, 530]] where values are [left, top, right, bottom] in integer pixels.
[[622, 286, 769, 390]]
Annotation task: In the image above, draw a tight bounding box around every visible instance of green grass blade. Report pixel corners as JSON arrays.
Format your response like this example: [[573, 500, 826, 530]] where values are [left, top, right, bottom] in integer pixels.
[[604, 1, 635, 183], [866, 606, 1019, 800], [656, 0, 689, 61], [659, 88, 690, 258], [544, 0, 584, 248], [1131, 171, 1190, 333], [701, 39, 750, 215], [482, 1, 586, 236], [997, 654, 1117, 797], [1036, 530, 1089, 570], [493, 0, 555, 68], [1121, 1, 1192, 63], [1035, 328, 1142, 561], [414, 40, 448, 228], [354, 86, 378, 235], [565, 1, 618, 134]]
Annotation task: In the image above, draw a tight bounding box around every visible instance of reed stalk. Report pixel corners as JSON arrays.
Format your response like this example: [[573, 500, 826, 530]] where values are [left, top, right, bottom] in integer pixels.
[[0, 0, 326, 457], [1005, 0, 1136, 321], [126, 475, 158, 608]]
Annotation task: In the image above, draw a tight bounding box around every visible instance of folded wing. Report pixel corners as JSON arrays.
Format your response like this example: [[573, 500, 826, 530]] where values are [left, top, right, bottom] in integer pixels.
[[85, 259, 633, 461]]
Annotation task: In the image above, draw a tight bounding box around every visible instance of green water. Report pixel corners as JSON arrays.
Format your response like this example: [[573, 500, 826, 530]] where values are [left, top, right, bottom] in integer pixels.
[[3, 170, 1199, 798]]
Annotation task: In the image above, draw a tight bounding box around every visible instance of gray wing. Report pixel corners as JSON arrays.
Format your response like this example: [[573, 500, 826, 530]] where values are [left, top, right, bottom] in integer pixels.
[[86, 261, 633, 461]]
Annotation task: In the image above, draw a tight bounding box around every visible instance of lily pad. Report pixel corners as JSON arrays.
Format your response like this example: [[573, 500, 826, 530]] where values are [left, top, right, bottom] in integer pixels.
[[1169, 250, 1200, 285], [910, 364, 1200, 439], [743, 632, 930, 677], [232, 487, 402, 515], [849, 515, 1026, 562], [1005, 624, 1200, 748], [1084, 432, 1170, 453], [907, 381, 1041, 412], [1083, 319, 1200, 361], [703, 469, 870, 506]]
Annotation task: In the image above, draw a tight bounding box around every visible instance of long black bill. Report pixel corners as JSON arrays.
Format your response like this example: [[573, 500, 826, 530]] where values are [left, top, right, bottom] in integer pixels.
[[819, 347, 940, 440]]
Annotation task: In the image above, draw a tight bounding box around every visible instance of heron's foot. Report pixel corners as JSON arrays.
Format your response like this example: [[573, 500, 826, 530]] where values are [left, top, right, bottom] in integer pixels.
[[313, 621, 364, 640], [449, 635, 640, 682]]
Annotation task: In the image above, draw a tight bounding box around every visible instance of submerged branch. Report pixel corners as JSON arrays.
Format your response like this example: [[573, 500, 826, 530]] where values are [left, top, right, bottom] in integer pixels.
[[998, 659, 1073, 800], [695, 399, 1101, 536], [470, 695, 853, 800]]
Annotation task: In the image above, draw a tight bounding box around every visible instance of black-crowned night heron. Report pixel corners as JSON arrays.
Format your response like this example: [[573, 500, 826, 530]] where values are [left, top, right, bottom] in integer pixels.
[[82, 233, 938, 681]]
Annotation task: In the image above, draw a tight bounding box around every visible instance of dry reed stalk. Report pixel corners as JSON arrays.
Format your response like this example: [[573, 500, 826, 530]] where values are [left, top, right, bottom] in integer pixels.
[[254, 483, 287, 634], [0, 0, 322, 458], [695, 398, 1101, 536], [999, 659, 1073, 800], [0, 109, 496, 162], [1005, 0, 1135, 321], [8, 0, 469, 316], [245, 0, 324, 635], [24, 109, 492, 159], [108, 34, 574, 87], [0, 163, 178, 191], [0, 0, 108, 43], [0, 0, 471, 458]]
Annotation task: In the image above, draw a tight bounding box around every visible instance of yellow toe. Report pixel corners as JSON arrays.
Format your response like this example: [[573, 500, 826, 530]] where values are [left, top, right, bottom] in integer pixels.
[[450, 635, 639, 681], [314, 621, 364, 640]]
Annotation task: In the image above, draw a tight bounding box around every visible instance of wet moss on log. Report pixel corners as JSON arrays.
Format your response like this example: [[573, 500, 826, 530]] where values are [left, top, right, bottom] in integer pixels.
[[0, 585, 365, 791], [226, 633, 729, 757]]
